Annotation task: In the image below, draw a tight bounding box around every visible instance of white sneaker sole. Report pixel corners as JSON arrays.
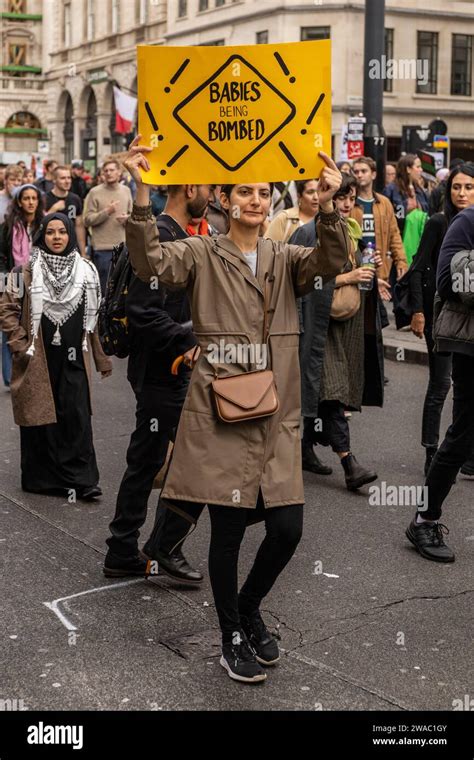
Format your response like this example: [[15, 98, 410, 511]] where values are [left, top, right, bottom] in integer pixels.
[[219, 656, 267, 683]]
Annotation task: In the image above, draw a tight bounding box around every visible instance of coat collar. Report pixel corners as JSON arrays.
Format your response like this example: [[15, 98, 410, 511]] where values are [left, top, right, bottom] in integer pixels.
[[213, 234, 266, 296]]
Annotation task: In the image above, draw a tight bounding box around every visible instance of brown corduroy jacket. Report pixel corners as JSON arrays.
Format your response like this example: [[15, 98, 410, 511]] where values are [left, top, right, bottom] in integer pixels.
[[350, 192, 407, 281]]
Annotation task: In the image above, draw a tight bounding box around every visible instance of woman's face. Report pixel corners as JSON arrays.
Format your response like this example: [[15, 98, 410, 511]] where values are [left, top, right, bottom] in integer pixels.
[[45, 220, 69, 254], [298, 180, 319, 217], [451, 172, 474, 211], [224, 184, 272, 228], [407, 158, 423, 183], [19, 190, 39, 216], [24, 171, 35, 183]]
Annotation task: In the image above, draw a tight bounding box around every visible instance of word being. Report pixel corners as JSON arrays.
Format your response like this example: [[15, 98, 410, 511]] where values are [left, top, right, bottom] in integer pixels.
[[27, 722, 83, 750], [368, 482, 428, 507], [207, 340, 267, 370], [368, 56, 428, 86], [452, 270, 474, 294]]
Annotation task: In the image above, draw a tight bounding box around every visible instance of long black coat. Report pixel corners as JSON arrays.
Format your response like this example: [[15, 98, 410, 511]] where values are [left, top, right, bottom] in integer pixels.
[[292, 219, 384, 416]]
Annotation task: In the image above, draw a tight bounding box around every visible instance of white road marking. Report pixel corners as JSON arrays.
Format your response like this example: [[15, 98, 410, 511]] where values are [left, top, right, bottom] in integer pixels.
[[322, 572, 339, 578], [43, 579, 145, 631]]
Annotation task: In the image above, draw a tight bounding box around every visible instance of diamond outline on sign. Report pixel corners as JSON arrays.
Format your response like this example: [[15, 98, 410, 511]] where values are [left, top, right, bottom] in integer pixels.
[[172, 54, 297, 172]]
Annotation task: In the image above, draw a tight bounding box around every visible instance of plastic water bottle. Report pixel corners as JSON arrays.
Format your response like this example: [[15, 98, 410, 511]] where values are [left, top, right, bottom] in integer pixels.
[[358, 242, 376, 291]]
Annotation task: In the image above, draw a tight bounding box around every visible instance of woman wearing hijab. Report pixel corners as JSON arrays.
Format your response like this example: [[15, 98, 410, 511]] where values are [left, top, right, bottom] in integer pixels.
[[0, 212, 112, 500]]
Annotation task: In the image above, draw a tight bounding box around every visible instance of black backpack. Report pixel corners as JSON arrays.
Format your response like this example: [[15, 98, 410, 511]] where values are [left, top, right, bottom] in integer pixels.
[[98, 242, 131, 358], [98, 218, 178, 358]]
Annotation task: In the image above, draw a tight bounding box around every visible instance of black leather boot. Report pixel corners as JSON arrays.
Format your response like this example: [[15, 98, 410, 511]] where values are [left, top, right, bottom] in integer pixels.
[[140, 548, 203, 585], [341, 453, 377, 491], [424, 446, 438, 477], [301, 441, 332, 475]]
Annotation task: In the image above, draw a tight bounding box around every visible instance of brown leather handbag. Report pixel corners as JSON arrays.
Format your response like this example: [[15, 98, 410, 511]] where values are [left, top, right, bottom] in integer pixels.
[[211, 260, 279, 423]]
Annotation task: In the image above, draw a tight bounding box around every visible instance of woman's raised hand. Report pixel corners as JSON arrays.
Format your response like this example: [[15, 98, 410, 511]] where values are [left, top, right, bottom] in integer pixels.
[[122, 134, 153, 185]]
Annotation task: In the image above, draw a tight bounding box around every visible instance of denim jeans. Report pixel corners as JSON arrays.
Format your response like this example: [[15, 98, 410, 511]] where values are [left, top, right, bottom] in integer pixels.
[[421, 328, 452, 448], [418, 353, 474, 520], [2, 332, 12, 387], [92, 249, 113, 297]]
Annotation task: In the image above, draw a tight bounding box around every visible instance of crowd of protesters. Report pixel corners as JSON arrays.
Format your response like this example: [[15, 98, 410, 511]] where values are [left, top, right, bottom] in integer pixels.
[[0, 143, 473, 684]]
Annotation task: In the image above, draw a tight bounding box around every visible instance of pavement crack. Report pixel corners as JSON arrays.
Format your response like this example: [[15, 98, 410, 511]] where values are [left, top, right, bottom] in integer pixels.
[[316, 589, 474, 627], [263, 608, 305, 647]]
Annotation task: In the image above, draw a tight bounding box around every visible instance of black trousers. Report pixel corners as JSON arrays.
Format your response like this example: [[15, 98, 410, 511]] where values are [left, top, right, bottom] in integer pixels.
[[106, 379, 194, 558], [208, 495, 303, 641], [310, 401, 350, 453], [418, 353, 474, 520], [422, 328, 452, 448]]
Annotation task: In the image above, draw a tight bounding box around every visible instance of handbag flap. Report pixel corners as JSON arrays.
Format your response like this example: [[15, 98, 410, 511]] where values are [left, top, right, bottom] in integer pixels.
[[212, 370, 275, 410]]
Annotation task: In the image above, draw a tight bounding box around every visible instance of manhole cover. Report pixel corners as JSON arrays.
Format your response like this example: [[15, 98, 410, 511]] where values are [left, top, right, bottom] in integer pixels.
[[160, 629, 221, 660]]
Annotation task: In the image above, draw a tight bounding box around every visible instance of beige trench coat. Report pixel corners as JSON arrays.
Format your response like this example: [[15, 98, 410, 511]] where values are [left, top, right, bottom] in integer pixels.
[[126, 207, 350, 509], [0, 265, 112, 427]]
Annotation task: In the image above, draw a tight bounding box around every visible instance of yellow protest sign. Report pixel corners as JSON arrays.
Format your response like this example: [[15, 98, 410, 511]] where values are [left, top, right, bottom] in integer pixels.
[[137, 40, 331, 184]]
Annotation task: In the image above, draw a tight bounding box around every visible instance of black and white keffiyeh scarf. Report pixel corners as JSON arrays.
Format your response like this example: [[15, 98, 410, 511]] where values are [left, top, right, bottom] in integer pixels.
[[27, 246, 101, 356]]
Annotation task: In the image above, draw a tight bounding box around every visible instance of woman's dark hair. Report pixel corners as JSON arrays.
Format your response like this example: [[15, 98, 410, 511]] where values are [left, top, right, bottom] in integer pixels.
[[444, 162, 474, 224], [4, 185, 43, 243], [336, 161, 352, 173], [221, 182, 274, 199], [295, 179, 317, 196], [395, 154, 420, 196], [333, 172, 358, 199]]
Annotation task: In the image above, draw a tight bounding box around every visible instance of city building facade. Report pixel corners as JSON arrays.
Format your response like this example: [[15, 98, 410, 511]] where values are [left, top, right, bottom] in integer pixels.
[[1, 0, 473, 167]]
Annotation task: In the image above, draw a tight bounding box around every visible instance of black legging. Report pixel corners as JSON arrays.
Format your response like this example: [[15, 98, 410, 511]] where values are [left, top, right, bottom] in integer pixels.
[[422, 327, 452, 448], [208, 495, 303, 642], [418, 353, 474, 520]]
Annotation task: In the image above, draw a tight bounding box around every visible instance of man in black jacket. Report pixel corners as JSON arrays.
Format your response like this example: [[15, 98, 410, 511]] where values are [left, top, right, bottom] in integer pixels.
[[104, 184, 212, 581], [406, 206, 474, 563]]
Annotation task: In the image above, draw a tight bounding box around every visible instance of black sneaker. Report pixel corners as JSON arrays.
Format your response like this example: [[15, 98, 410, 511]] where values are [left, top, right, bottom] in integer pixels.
[[405, 518, 455, 563], [240, 610, 280, 666], [103, 551, 149, 578], [460, 460, 474, 478], [220, 633, 267, 683]]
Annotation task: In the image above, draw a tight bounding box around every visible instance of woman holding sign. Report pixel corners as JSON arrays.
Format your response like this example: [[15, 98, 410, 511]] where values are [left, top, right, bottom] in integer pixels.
[[123, 135, 349, 684]]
